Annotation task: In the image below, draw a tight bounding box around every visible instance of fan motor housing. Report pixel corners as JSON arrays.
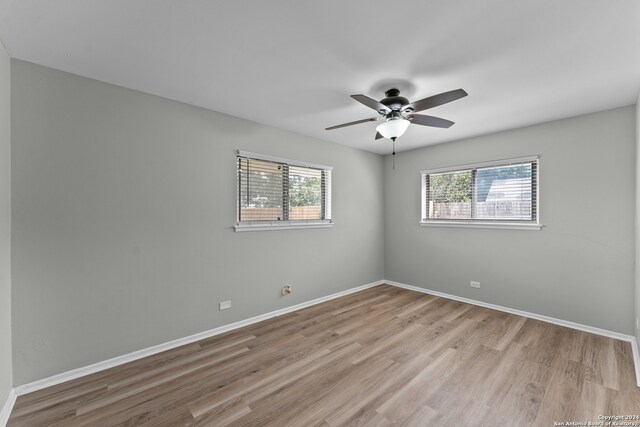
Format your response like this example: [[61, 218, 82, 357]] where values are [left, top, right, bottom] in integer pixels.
[[381, 88, 409, 111]]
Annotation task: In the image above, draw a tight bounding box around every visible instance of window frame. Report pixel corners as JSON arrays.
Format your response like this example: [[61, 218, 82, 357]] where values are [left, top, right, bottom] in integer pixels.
[[234, 150, 333, 232], [420, 155, 541, 230]]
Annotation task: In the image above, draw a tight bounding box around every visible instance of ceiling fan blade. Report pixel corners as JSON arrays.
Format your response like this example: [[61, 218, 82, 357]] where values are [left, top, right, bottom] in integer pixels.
[[409, 114, 455, 128], [375, 132, 383, 140], [325, 117, 378, 130], [405, 89, 468, 113], [351, 94, 391, 113]]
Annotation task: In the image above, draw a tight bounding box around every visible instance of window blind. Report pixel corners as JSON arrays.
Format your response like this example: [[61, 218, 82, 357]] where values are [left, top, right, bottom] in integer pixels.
[[237, 157, 285, 221], [422, 157, 538, 224]]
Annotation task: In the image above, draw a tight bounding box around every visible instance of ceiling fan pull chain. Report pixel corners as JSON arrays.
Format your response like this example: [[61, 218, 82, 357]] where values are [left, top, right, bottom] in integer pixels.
[[392, 139, 395, 170]]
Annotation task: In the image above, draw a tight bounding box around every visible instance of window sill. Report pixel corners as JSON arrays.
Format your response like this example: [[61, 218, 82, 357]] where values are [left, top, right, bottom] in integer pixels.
[[234, 221, 334, 232], [419, 221, 542, 231]]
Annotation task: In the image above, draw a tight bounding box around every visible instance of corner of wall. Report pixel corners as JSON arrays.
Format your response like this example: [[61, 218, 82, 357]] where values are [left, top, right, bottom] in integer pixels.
[[0, 39, 13, 423], [381, 154, 388, 280], [635, 92, 640, 349]]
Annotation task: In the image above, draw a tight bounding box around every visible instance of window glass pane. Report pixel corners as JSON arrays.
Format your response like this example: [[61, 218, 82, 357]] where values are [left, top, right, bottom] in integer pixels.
[[238, 158, 284, 221], [428, 170, 472, 219], [475, 163, 532, 220], [289, 166, 323, 220]]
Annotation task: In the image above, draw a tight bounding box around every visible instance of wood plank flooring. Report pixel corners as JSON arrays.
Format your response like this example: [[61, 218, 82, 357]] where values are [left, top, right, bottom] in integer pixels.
[[8, 285, 640, 426]]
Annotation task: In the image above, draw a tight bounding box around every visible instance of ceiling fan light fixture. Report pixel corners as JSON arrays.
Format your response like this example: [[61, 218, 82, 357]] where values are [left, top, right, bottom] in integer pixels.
[[376, 117, 410, 140]]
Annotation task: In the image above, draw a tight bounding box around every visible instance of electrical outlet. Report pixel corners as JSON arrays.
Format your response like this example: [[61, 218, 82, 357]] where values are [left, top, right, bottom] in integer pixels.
[[470, 281, 480, 289], [282, 284, 292, 295], [636, 317, 639, 330], [219, 300, 232, 310]]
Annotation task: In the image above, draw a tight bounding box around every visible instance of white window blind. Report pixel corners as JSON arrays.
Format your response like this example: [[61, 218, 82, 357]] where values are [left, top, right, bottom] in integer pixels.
[[236, 151, 332, 231], [421, 156, 539, 227]]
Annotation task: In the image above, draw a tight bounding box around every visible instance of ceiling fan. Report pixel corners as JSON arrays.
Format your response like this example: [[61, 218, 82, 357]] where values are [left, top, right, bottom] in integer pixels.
[[325, 87, 468, 143]]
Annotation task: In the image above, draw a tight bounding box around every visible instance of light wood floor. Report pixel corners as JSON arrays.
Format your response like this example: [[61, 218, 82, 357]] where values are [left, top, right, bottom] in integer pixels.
[[8, 285, 640, 426]]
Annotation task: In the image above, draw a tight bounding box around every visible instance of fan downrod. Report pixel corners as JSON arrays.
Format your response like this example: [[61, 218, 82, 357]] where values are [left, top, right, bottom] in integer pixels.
[[385, 88, 400, 97]]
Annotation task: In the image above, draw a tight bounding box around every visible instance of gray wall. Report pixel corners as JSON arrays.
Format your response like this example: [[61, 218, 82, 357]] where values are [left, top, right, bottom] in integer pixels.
[[0, 44, 12, 402], [384, 106, 636, 335], [11, 60, 384, 384]]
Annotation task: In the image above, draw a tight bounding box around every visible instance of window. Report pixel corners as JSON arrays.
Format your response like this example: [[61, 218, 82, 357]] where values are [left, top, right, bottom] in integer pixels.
[[235, 151, 332, 231], [421, 156, 540, 230]]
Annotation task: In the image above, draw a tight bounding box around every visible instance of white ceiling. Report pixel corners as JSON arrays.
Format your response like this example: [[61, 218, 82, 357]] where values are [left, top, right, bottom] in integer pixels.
[[0, 0, 639, 154]]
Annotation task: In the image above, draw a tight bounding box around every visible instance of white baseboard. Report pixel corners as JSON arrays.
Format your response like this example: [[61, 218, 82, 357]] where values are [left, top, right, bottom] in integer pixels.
[[15, 280, 385, 397], [13, 278, 640, 398], [385, 280, 640, 387], [632, 337, 640, 388], [0, 388, 16, 427]]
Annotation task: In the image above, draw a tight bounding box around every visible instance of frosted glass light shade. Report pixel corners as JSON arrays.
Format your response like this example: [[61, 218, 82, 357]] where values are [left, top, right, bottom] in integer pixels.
[[376, 118, 410, 139]]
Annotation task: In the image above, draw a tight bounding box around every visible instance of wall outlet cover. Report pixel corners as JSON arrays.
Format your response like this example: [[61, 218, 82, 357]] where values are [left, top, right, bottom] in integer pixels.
[[470, 281, 481, 289], [219, 300, 232, 310]]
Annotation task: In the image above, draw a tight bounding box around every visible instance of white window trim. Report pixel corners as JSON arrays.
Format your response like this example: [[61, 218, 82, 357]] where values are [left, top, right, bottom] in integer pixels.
[[237, 150, 333, 171], [420, 155, 539, 175], [419, 221, 542, 230], [234, 220, 334, 232], [235, 150, 333, 232], [420, 155, 541, 230]]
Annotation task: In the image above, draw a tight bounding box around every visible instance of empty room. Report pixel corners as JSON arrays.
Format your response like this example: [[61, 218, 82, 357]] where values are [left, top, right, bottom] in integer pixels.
[[1, 1, 640, 426]]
